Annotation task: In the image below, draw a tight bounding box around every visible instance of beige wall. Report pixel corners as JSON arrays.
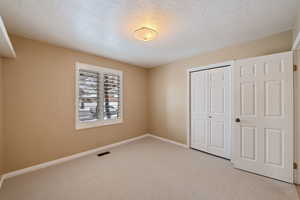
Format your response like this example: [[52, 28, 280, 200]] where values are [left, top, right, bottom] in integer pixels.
[[148, 30, 293, 144], [0, 30, 295, 174], [2, 35, 148, 172], [0, 57, 3, 175]]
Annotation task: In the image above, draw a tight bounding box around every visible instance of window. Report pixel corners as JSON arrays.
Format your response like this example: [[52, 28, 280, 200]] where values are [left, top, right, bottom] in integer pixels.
[[75, 62, 123, 129]]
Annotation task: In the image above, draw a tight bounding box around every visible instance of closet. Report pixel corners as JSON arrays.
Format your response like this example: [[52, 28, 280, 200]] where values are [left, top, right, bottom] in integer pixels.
[[190, 66, 231, 159], [189, 51, 294, 183]]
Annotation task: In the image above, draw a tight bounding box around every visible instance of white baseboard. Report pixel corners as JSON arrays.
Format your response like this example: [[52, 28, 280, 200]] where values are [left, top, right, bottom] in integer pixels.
[[2, 134, 149, 182], [147, 133, 188, 148], [0, 133, 188, 190], [2, 133, 296, 185]]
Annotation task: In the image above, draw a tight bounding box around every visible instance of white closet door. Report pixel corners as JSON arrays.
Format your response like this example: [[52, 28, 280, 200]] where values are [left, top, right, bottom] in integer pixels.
[[191, 67, 230, 158], [232, 51, 293, 183], [191, 70, 209, 152], [207, 68, 230, 158]]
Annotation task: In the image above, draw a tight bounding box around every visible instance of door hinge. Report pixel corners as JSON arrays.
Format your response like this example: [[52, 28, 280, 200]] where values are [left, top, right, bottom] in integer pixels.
[[294, 65, 297, 71], [294, 162, 298, 169]]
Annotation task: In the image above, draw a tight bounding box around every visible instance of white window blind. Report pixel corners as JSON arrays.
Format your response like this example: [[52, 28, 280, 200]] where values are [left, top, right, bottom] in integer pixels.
[[103, 72, 121, 120], [79, 70, 100, 122], [76, 63, 122, 129]]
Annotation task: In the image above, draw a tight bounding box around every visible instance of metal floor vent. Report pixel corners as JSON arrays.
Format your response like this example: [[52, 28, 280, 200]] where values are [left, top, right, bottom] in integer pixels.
[[97, 151, 110, 157]]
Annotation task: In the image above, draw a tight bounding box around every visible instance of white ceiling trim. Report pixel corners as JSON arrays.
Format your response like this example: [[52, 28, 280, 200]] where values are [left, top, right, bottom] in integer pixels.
[[0, 16, 16, 58], [292, 32, 300, 50]]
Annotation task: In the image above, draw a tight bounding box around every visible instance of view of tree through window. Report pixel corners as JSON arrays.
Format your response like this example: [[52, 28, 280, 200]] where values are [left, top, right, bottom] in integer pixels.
[[77, 65, 121, 126]]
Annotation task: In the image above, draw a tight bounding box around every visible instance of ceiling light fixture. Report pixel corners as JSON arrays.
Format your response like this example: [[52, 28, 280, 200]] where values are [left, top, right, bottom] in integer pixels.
[[134, 27, 157, 41]]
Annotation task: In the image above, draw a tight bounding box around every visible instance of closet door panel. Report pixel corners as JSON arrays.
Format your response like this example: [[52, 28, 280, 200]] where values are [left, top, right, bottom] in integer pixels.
[[207, 68, 230, 158], [190, 71, 209, 151]]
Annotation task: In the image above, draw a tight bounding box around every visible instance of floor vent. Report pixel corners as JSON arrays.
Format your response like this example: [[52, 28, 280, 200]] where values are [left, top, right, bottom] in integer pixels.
[[97, 151, 110, 157]]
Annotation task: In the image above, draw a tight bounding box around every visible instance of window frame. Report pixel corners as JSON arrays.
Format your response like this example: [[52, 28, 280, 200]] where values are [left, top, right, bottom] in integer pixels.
[[75, 62, 123, 130]]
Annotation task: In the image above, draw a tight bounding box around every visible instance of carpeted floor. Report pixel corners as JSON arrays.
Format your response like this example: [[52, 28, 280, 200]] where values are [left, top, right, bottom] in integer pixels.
[[0, 137, 298, 200]]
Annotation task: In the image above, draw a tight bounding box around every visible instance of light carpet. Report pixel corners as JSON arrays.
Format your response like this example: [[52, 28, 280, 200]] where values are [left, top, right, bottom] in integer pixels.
[[0, 137, 298, 200]]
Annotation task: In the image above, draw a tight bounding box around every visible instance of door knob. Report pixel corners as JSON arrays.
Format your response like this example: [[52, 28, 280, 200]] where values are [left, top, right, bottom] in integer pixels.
[[208, 116, 212, 118], [235, 118, 240, 123]]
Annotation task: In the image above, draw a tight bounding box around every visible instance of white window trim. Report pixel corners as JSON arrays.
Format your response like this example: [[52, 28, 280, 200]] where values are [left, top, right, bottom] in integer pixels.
[[75, 62, 123, 130]]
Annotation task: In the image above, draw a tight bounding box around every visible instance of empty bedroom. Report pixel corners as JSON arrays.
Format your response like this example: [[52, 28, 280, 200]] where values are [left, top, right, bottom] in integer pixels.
[[0, 0, 300, 199]]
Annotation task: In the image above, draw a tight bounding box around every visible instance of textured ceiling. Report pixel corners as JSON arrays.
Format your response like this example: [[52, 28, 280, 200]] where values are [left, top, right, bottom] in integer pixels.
[[0, 0, 298, 67]]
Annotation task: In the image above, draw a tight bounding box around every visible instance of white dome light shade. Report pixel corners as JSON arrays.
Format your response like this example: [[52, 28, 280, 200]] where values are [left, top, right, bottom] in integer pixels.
[[134, 27, 157, 41]]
